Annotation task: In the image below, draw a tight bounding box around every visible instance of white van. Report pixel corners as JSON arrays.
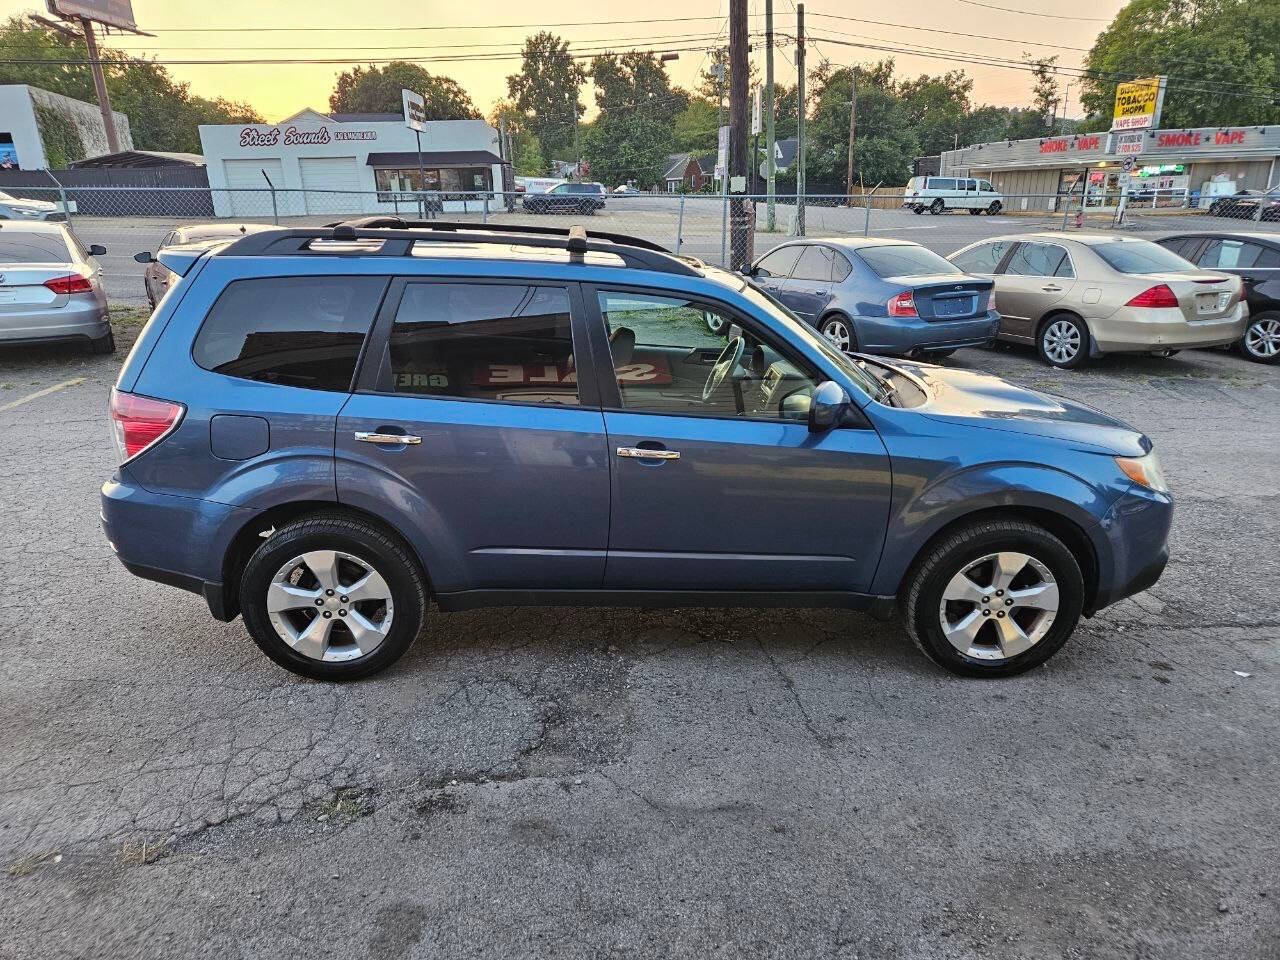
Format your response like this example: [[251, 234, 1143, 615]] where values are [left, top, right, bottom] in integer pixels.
[[904, 176, 1004, 215]]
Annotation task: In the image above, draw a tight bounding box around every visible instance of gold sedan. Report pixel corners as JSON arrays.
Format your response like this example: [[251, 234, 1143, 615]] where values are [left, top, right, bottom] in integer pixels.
[[947, 234, 1247, 368]]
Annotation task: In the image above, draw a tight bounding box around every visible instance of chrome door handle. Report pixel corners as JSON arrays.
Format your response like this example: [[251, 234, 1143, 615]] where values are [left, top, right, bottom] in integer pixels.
[[1041, 284, 1062, 292], [616, 446, 679, 460], [355, 431, 422, 445]]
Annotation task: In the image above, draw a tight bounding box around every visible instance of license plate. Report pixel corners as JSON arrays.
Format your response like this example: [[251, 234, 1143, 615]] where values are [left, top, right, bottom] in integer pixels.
[[1196, 292, 1223, 315], [935, 297, 973, 318]]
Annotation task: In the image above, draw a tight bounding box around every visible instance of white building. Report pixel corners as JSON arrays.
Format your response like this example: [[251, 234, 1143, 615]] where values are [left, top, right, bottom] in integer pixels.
[[198, 109, 506, 218], [0, 84, 132, 170]]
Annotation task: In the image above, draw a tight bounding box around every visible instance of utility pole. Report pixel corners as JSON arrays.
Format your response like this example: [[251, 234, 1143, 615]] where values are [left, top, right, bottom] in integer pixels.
[[728, 0, 750, 270], [795, 2, 806, 235], [79, 18, 120, 154], [845, 73, 857, 202], [765, 0, 777, 231]]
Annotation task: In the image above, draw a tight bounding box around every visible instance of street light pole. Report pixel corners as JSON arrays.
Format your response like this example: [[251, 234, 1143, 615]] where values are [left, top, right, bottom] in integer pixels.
[[845, 73, 857, 202], [795, 2, 806, 235], [765, 0, 777, 230]]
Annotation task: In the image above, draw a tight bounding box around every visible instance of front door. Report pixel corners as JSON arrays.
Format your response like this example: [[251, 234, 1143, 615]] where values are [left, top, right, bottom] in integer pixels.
[[992, 241, 1077, 342], [589, 287, 892, 592], [777, 244, 837, 324], [336, 279, 611, 592]]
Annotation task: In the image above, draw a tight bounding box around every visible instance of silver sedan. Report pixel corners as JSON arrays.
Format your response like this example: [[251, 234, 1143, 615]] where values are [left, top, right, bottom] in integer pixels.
[[0, 221, 112, 353]]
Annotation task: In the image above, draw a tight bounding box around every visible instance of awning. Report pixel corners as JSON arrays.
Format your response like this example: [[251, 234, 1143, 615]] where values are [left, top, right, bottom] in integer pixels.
[[366, 151, 503, 167]]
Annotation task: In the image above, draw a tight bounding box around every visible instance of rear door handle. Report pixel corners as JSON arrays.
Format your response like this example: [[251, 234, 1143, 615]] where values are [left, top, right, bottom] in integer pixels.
[[617, 446, 679, 460], [355, 431, 422, 445]]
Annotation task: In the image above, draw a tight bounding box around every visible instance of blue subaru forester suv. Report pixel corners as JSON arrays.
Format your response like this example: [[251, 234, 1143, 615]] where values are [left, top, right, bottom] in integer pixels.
[[103, 219, 1172, 680]]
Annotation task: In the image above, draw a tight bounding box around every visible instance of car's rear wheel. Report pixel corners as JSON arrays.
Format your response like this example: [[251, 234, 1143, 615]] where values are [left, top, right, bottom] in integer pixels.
[[1037, 314, 1088, 369], [240, 514, 427, 680], [968, 208, 982, 216], [929, 199, 945, 215], [1240, 313, 1280, 363], [986, 201, 1002, 215], [578, 200, 596, 216], [820, 314, 857, 352], [912, 205, 924, 215], [903, 519, 1084, 677]]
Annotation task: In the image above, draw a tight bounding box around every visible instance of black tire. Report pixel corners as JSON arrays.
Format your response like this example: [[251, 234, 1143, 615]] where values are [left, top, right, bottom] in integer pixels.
[[902, 519, 1084, 677], [912, 205, 924, 215], [88, 329, 116, 355], [1238, 313, 1280, 364], [1036, 313, 1089, 369], [986, 201, 1002, 215], [239, 513, 428, 681], [929, 199, 945, 215], [968, 208, 982, 215]]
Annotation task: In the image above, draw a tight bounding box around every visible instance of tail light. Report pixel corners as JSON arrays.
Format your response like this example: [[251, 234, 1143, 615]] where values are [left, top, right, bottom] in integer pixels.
[[44, 273, 93, 294], [1126, 284, 1179, 308], [887, 292, 918, 317], [985, 289, 997, 312], [109, 388, 184, 464]]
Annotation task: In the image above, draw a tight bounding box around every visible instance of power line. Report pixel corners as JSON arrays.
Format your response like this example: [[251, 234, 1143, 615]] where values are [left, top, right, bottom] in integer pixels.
[[807, 12, 1092, 54], [98, 15, 754, 33], [953, 0, 1109, 20]]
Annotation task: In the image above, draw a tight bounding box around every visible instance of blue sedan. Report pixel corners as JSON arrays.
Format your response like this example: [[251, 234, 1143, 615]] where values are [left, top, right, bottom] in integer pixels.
[[748, 238, 999, 356]]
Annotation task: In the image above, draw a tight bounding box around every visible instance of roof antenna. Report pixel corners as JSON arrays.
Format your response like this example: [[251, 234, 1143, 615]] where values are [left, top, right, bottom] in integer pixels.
[[566, 225, 588, 253]]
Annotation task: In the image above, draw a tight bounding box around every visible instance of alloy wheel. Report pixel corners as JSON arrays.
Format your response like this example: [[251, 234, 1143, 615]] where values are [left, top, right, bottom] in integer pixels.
[[821, 318, 853, 352], [1043, 319, 1081, 365], [1244, 317, 1280, 359], [937, 551, 1059, 661], [266, 550, 394, 662]]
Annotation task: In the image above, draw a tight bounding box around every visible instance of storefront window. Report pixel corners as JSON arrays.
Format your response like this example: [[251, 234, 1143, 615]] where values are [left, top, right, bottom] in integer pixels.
[[375, 166, 491, 201]]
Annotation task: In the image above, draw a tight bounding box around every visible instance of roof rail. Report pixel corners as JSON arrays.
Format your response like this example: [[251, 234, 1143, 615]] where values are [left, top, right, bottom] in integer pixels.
[[218, 220, 700, 277]]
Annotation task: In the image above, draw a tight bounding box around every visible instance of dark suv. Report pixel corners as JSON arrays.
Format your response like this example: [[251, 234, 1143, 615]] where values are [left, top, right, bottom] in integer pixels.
[[103, 219, 1172, 681], [523, 182, 607, 215]]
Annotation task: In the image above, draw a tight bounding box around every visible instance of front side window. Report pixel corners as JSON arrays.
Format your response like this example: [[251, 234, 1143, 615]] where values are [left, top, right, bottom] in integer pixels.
[[950, 240, 1011, 274], [1004, 242, 1072, 278], [755, 245, 802, 279], [193, 276, 386, 391], [598, 290, 821, 421], [385, 282, 578, 406], [979, 180, 994, 193], [857, 244, 960, 279]]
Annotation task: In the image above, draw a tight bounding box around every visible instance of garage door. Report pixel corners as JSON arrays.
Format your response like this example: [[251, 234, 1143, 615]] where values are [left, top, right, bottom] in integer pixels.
[[222, 158, 284, 218], [299, 157, 364, 214]]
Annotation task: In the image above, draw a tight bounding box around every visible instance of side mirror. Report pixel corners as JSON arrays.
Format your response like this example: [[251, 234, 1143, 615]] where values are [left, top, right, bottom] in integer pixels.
[[808, 380, 851, 433], [133, 251, 154, 264], [743, 264, 760, 277], [88, 244, 106, 256]]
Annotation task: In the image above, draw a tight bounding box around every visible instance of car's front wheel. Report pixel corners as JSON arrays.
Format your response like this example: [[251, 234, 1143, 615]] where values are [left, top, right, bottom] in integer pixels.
[[240, 513, 427, 680], [1037, 314, 1089, 369], [903, 519, 1084, 677], [986, 201, 1002, 215], [1240, 313, 1280, 363]]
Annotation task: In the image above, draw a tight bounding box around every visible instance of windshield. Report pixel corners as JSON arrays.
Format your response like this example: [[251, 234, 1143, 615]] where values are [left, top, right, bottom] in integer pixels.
[[0, 233, 71, 263], [1093, 239, 1196, 274], [741, 281, 880, 397], [857, 245, 962, 279]]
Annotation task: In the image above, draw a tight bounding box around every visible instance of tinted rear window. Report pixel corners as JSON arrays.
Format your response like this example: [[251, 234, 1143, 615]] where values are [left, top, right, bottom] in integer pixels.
[[857, 245, 961, 279], [0, 233, 71, 263], [193, 276, 386, 391], [1093, 240, 1194, 274]]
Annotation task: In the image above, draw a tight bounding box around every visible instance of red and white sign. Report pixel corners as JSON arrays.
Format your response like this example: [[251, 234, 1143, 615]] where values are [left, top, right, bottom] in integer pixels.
[[1039, 135, 1102, 155], [1156, 129, 1248, 149]]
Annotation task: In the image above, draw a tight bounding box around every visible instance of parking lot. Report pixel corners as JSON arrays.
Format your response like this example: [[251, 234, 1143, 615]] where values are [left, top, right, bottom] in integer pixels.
[[1, 316, 1276, 958]]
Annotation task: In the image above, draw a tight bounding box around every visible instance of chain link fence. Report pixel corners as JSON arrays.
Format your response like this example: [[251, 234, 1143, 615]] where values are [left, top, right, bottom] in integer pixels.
[[4, 184, 1277, 306]]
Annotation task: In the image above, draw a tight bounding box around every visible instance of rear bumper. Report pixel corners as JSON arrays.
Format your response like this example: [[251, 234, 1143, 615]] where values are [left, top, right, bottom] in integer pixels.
[[854, 311, 1000, 354], [1091, 302, 1247, 353], [1090, 483, 1174, 612], [101, 475, 248, 621], [0, 296, 108, 343]]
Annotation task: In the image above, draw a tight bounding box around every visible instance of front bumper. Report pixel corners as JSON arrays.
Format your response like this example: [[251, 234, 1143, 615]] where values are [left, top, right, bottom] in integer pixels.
[[101, 475, 249, 620], [1091, 302, 1247, 353], [854, 311, 1000, 354], [1091, 482, 1174, 612]]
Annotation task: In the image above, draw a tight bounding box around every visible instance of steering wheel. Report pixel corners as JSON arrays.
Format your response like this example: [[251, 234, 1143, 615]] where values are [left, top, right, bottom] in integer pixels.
[[702, 336, 746, 402]]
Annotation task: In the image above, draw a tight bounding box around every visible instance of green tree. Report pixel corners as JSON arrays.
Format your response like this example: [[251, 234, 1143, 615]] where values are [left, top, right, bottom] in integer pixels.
[[695, 48, 759, 104], [1080, 0, 1280, 128], [506, 32, 587, 161], [805, 63, 918, 189], [672, 94, 718, 152], [580, 52, 682, 187], [329, 62, 477, 119], [488, 99, 546, 175], [0, 16, 263, 154], [897, 70, 973, 157]]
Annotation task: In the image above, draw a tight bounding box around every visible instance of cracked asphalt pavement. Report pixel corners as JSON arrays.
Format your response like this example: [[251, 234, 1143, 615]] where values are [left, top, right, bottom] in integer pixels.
[[1, 324, 1277, 959]]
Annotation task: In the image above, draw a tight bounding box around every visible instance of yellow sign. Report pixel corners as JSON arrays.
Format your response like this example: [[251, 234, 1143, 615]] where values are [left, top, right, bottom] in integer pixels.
[[1113, 78, 1163, 130]]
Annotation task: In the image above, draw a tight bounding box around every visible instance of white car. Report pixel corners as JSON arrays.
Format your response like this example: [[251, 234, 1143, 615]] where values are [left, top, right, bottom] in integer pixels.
[[0, 190, 65, 222], [904, 176, 1003, 216]]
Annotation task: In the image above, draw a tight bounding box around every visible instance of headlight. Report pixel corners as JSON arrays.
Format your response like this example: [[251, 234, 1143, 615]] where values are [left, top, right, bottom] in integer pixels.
[[17, 208, 41, 217], [1115, 451, 1168, 493]]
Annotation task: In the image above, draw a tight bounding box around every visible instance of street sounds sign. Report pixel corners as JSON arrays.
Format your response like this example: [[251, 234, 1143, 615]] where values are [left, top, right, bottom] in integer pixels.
[[1112, 77, 1166, 131], [402, 90, 427, 133]]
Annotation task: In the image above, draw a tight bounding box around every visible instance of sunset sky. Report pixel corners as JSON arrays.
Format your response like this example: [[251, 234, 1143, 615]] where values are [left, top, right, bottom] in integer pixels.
[[4, 0, 1130, 122]]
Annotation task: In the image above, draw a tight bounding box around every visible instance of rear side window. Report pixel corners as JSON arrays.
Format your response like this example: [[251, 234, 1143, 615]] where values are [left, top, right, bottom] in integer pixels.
[[1199, 239, 1280, 269], [384, 282, 578, 406], [950, 240, 1012, 274], [791, 245, 837, 282], [929, 178, 956, 191], [1004, 243, 1073, 278], [193, 276, 386, 391], [857, 245, 960, 279]]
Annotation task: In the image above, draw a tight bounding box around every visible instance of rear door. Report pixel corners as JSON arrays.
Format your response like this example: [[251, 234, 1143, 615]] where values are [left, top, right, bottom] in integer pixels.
[[588, 286, 891, 591], [335, 278, 611, 593], [991, 242, 1076, 341], [777, 244, 836, 323]]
